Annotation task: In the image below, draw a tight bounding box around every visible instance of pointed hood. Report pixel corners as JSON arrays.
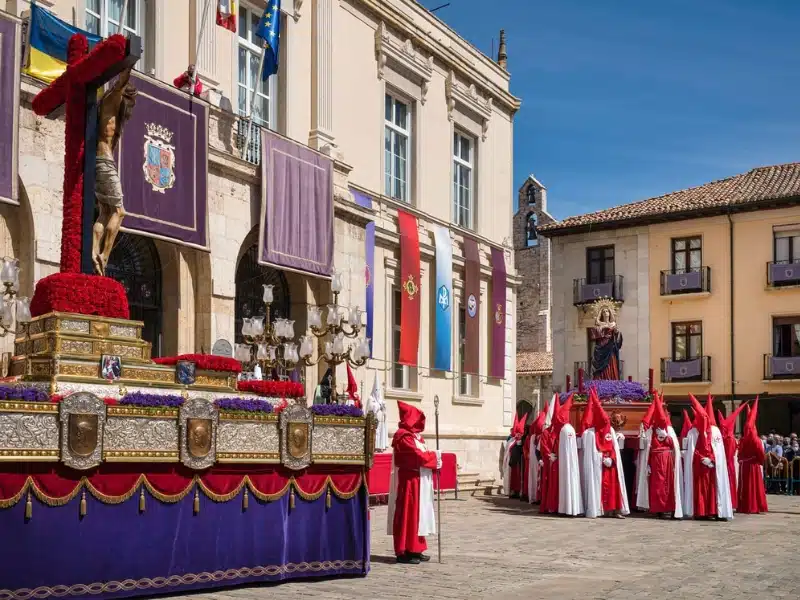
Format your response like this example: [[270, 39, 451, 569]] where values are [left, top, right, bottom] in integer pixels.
[[718, 402, 747, 438], [510, 409, 526, 438], [641, 394, 657, 431], [345, 364, 360, 405], [680, 409, 692, 439], [705, 394, 717, 428], [397, 400, 425, 434], [652, 392, 670, 430], [579, 389, 597, 435], [552, 392, 573, 431], [544, 394, 557, 428], [689, 394, 708, 432], [530, 407, 547, 436], [746, 396, 759, 431]]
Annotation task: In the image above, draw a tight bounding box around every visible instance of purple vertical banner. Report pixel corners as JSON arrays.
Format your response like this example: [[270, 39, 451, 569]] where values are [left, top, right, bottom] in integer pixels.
[[490, 247, 507, 379], [260, 129, 333, 277], [117, 73, 209, 248], [0, 13, 21, 205], [352, 190, 374, 356]]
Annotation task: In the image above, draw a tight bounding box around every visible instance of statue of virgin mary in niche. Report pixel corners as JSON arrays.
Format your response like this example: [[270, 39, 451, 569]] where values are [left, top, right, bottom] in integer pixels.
[[590, 301, 623, 380]]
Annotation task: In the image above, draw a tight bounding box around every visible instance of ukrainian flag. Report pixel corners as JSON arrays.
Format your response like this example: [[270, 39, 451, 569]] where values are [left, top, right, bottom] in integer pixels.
[[25, 3, 102, 84]]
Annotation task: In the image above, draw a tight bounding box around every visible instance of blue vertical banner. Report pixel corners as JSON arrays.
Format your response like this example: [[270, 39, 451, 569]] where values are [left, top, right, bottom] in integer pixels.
[[433, 225, 453, 371], [352, 190, 374, 356]]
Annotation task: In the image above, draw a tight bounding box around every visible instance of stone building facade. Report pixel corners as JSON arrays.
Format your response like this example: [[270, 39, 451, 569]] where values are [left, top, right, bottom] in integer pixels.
[[512, 176, 554, 412], [2, 0, 521, 478]]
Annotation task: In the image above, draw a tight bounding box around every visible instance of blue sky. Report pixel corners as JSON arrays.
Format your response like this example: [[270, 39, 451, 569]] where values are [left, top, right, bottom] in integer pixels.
[[420, 0, 800, 219]]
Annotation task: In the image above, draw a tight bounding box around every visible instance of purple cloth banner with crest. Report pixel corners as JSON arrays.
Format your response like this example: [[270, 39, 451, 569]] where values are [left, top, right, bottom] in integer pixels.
[[260, 129, 333, 277], [352, 190, 374, 356], [116, 73, 208, 248], [0, 13, 20, 205], [490, 247, 507, 379]]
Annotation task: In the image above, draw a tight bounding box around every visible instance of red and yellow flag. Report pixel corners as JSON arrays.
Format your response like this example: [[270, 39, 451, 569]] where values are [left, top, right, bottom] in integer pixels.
[[216, 0, 237, 32]]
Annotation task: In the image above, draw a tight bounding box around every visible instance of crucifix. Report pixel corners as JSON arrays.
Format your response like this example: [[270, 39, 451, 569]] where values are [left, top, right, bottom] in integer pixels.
[[32, 33, 141, 276]]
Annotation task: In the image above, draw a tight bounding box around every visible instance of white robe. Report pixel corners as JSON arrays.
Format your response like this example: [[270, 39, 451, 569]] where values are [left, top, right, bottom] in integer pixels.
[[682, 426, 733, 520], [366, 375, 388, 451], [581, 427, 630, 518], [635, 427, 683, 518], [557, 424, 583, 516], [527, 434, 540, 503], [501, 439, 511, 496], [386, 435, 436, 536]]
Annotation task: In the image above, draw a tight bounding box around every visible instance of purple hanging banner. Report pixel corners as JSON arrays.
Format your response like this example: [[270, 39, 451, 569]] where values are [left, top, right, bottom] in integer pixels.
[[117, 73, 209, 248], [352, 190, 374, 356], [259, 129, 333, 278], [490, 247, 506, 379], [0, 13, 21, 205]]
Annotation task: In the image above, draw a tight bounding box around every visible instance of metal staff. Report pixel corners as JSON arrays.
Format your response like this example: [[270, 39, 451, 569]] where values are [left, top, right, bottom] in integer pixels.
[[434, 394, 442, 564]]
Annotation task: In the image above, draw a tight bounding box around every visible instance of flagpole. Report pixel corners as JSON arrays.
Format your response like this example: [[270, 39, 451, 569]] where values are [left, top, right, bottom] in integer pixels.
[[434, 394, 442, 564], [120, 0, 129, 34], [242, 40, 268, 161], [193, 0, 214, 78]]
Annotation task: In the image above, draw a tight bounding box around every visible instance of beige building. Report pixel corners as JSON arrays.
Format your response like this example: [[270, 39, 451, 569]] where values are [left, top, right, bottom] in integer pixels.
[[2, 0, 521, 477]]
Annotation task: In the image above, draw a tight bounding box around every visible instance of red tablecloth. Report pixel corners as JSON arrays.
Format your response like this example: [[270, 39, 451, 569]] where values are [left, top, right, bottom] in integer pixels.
[[367, 452, 457, 496]]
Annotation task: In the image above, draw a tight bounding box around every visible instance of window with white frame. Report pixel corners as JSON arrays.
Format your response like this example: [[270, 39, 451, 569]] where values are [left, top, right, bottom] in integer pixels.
[[237, 4, 276, 128], [384, 94, 411, 203], [453, 132, 474, 229], [85, 0, 140, 37], [391, 288, 418, 390]]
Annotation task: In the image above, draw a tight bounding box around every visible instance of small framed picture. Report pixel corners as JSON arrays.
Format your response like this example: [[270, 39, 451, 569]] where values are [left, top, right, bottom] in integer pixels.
[[176, 360, 196, 386], [100, 355, 122, 381]]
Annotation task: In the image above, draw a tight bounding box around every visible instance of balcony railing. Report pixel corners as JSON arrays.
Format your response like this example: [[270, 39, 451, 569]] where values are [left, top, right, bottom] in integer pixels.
[[767, 261, 800, 287], [660, 356, 711, 383], [574, 361, 625, 383], [660, 266, 711, 296], [234, 117, 264, 165], [573, 275, 624, 305], [764, 354, 800, 380]]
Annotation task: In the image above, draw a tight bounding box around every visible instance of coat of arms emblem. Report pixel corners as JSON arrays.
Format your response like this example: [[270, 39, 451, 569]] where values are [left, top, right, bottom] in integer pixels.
[[143, 122, 176, 193], [494, 303, 503, 325], [403, 274, 418, 300], [467, 294, 477, 318]]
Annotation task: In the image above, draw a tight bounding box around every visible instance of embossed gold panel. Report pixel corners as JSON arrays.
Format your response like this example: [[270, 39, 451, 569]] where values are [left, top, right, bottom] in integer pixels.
[[187, 418, 213, 458], [288, 422, 309, 459], [68, 413, 99, 457]]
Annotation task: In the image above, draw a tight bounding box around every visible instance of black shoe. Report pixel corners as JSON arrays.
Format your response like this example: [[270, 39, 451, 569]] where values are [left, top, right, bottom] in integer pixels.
[[412, 553, 431, 562], [396, 554, 420, 565]]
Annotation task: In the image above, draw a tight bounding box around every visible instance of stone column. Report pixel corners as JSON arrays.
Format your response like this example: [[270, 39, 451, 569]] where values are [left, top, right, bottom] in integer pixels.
[[308, 0, 335, 152]]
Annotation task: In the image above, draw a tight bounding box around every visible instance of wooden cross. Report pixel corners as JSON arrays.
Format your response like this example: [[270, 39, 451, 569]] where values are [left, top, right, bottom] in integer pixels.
[[32, 33, 141, 275]]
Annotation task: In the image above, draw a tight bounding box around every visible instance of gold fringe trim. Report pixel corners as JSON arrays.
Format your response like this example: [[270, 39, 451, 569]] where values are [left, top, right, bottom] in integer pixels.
[[242, 488, 249, 511], [0, 473, 365, 510], [193, 489, 200, 514], [326, 488, 331, 509], [24, 490, 32, 520], [289, 488, 295, 510]]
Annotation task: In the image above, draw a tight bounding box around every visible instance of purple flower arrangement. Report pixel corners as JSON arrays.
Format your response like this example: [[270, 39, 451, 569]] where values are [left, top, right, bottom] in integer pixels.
[[215, 397, 274, 414], [560, 379, 648, 403], [0, 385, 49, 402], [311, 404, 364, 418], [119, 392, 185, 408]]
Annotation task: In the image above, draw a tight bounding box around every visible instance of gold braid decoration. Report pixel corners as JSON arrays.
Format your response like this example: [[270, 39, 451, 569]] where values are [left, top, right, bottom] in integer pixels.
[[244, 477, 292, 502], [141, 476, 196, 503], [196, 476, 248, 503]]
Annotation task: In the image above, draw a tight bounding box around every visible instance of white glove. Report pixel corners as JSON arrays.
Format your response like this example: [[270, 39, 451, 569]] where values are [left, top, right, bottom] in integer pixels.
[[602, 457, 613, 468], [647, 465, 651, 476], [655, 428, 667, 441], [435, 449, 442, 470], [549, 453, 557, 463], [538, 460, 544, 467], [701, 457, 714, 469]]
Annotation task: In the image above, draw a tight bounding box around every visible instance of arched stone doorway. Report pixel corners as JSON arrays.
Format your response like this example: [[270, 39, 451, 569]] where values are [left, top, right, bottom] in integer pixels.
[[234, 244, 290, 345], [106, 232, 163, 356]]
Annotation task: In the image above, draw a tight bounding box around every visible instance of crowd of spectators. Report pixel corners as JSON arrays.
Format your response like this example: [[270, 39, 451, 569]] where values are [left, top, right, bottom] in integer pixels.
[[762, 432, 800, 461]]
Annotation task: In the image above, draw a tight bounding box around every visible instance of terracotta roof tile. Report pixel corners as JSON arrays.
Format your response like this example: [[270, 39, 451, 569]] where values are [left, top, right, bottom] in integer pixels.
[[538, 163, 800, 235], [517, 351, 552, 374]]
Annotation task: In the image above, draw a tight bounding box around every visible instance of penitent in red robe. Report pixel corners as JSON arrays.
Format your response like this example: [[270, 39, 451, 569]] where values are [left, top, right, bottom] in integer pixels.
[[648, 434, 676, 513], [737, 400, 767, 514], [693, 431, 718, 518], [391, 404, 438, 557], [538, 428, 559, 513]]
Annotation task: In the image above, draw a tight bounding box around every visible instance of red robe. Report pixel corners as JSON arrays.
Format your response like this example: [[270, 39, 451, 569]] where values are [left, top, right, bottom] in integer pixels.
[[391, 429, 438, 556], [693, 432, 718, 518], [173, 72, 204, 96], [601, 450, 624, 512], [520, 436, 530, 500], [737, 431, 767, 514], [538, 429, 559, 513], [647, 434, 676, 513]]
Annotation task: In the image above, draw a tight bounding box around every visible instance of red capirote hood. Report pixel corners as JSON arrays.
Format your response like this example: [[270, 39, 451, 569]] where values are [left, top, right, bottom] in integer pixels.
[[397, 400, 426, 433]]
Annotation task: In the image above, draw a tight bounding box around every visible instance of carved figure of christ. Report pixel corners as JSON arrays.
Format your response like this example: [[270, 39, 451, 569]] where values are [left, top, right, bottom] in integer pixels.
[[31, 32, 141, 275]]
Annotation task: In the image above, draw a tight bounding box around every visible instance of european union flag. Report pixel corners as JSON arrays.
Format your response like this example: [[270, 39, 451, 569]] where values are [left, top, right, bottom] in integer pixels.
[[255, 0, 281, 80]]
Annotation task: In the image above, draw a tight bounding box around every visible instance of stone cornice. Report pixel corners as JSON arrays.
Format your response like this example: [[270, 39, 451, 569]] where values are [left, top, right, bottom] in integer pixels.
[[353, 0, 521, 115], [374, 21, 434, 104], [446, 70, 493, 140]]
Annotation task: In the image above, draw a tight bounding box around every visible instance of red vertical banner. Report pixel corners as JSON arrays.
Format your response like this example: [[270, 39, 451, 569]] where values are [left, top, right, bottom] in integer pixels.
[[490, 247, 507, 379], [463, 237, 480, 375], [398, 210, 420, 366]]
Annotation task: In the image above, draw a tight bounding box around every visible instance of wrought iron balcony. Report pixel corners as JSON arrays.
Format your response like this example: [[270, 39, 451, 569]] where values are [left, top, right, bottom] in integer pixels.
[[574, 361, 625, 382], [660, 356, 711, 383], [660, 267, 711, 296], [572, 275, 624, 306], [764, 354, 800, 380], [767, 261, 800, 288]]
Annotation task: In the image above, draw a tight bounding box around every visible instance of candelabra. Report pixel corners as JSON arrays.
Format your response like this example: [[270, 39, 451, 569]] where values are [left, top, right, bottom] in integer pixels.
[[0, 258, 31, 338], [297, 271, 370, 404], [234, 284, 299, 375]]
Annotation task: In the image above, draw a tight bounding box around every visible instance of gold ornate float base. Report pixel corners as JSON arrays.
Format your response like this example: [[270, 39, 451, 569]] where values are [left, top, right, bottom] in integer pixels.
[[11, 312, 237, 393]]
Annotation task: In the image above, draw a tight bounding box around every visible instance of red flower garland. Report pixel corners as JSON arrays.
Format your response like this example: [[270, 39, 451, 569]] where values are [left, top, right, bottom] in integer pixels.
[[153, 354, 242, 374], [30, 273, 130, 319], [237, 380, 305, 399]]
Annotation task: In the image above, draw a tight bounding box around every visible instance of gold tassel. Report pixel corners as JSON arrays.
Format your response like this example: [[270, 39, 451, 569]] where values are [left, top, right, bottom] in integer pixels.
[[24, 490, 32, 520], [193, 488, 200, 514], [79, 490, 87, 518], [326, 487, 331, 509], [289, 488, 295, 510], [139, 488, 146, 513], [243, 488, 249, 511]]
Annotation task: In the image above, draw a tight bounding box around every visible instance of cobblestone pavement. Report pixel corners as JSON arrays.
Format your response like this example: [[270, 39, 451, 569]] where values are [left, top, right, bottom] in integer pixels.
[[165, 495, 800, 600]]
